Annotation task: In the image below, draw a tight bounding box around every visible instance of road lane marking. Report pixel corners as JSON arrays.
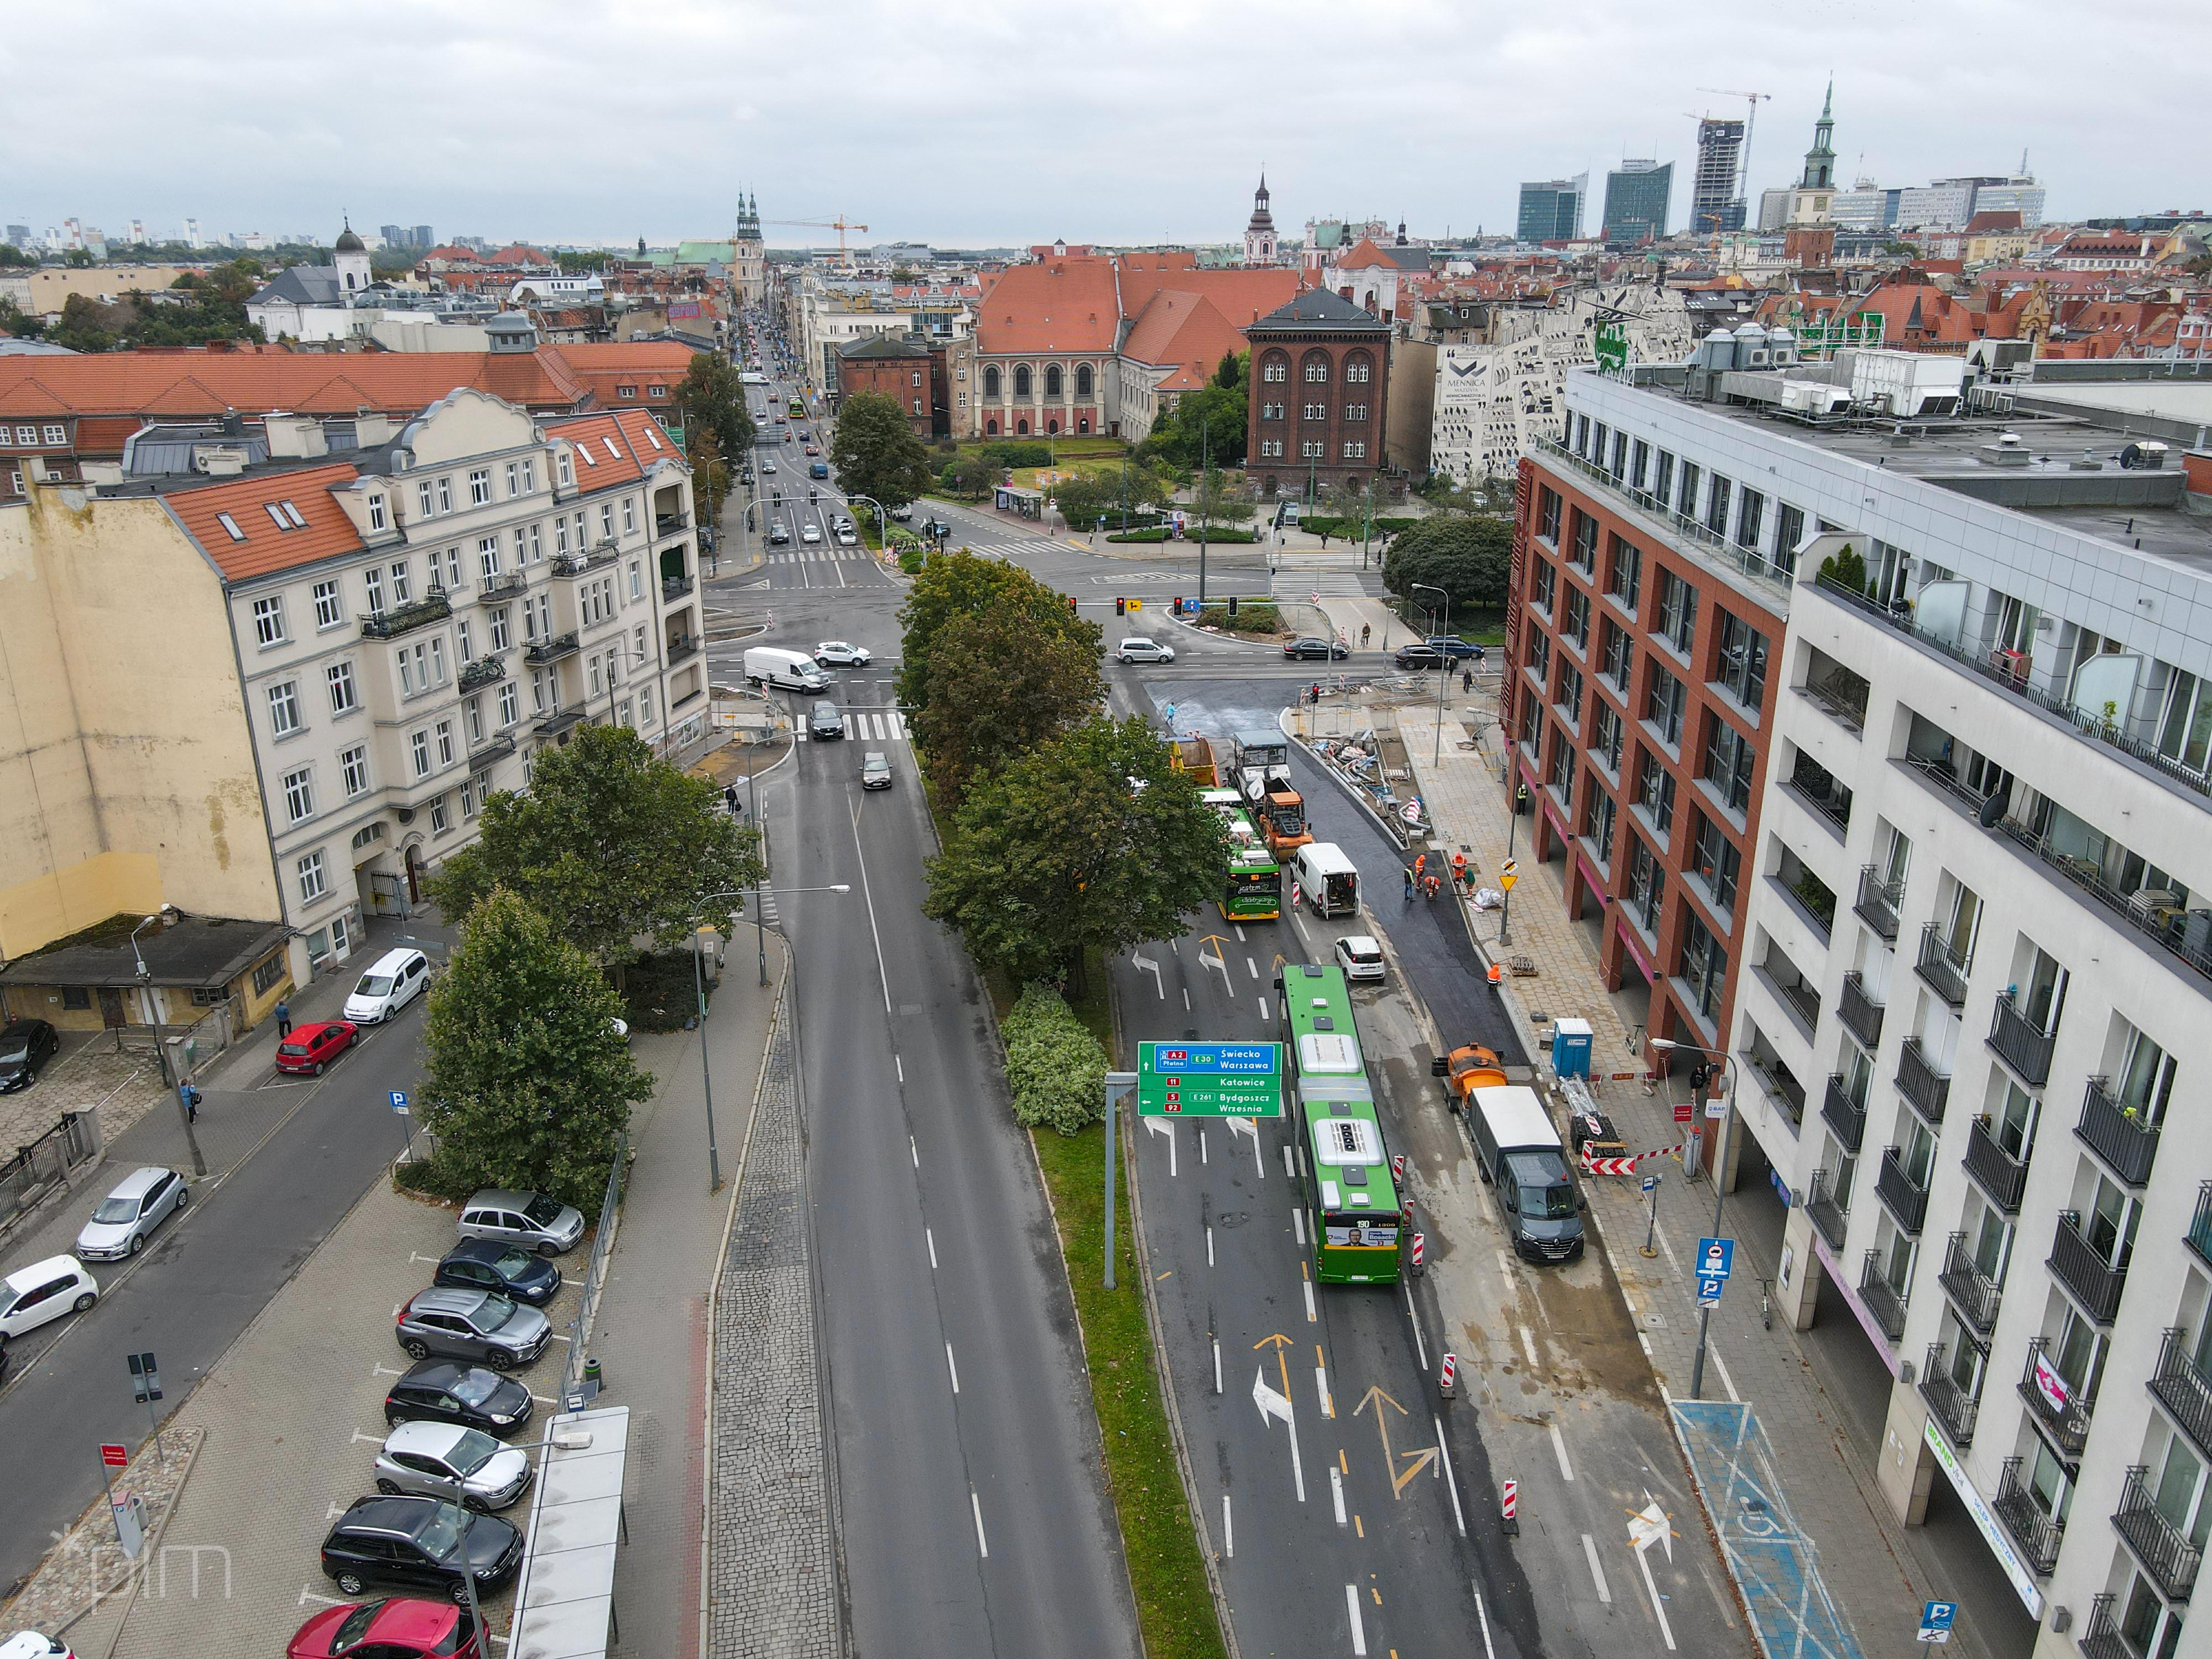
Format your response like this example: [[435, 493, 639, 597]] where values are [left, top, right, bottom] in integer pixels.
[[946, 1344, 960, 1394], [1582, 1533, 1612, 1602], [1345, 1585, 1367, 1656], [847, 800, 895, 1015], [1200, 1129, 1207, 1164], [1316, 1357, 1334, 1418], [1213, 1340, 1222, 1394], [1474, 1589, 1498, 1659], [1303, 1277, 1317, 1323], [351, 1429, 382, 1444], [1251, 1360, 1305, 1501], [1331, 1466, 1348, 1525], [1635, 1533, 1677, 1650], [1246, 956, 1259, 978], [1223, 1494, 1233, 1558], [1712, 1350, 1743, 1403], [1146, 1115, 1177, 1177], [1520, 1325, 1539, 1366], [971, 1488, 988, 1558], [910, 1136, 919, 1168], [1638, 1332, 1653, 1357], [1550, 1420, 1574, 1481], [1183, 985, 1191, 1010], [927, 1229, 938, 1270], [1292, 1208, 1305, 1245], [1227, 1115, 1261, 1177], [1207, 1225, 1215, 1266], [1402, 1282, 1429, 1369], [299, 1587, 350, 1608], [1234, 924, 1246, 943], [1436, 1416, 1466, 1535], [896, 1055, 904, 1083], [1283, 1144, 1296, 1177]]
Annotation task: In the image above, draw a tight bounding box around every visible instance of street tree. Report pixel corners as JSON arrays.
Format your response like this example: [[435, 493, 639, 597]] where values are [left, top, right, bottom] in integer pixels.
[[910, 605, 1104, 802], [1190, 468, 1257, 536], [924, 714, 1227, 993], [425, 723, 763, 973], [1380, 513, 1514, 615], [896, 546, 1098, 726], [831, 390, 933, 510], [419, 888, 654, 1209], [673, 351, 754, 462], [1145, 379, 1247, 469], [1048, 470, 1115, 531], [941, 449, 996, 499]]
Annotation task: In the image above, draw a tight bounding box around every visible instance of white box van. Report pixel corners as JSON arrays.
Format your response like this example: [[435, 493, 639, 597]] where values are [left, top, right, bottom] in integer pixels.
[[345, 947, 430, 1025], [743, 646, 828, 693], [1292, 842, 1359, 916]]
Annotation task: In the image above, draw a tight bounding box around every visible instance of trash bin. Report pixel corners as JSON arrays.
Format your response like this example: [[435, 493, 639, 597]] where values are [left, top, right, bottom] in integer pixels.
[[583, 1356, 603, 1388]]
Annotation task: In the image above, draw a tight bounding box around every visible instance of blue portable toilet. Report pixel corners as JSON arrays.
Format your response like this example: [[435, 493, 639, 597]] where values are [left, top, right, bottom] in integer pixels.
[[1551, 1018, 1593, 1081]]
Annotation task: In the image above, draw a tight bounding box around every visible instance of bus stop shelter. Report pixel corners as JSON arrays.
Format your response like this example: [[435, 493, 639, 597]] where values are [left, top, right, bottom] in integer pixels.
[[507, 1405, 629, 1659], [994, 484, 1045, 520]]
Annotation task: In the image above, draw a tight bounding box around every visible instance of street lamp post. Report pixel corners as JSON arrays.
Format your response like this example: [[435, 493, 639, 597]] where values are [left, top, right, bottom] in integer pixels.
[[132, 910, 205, 1177], [1409, 582, 1450, 766], [1648, 1036, 1740, 1400]]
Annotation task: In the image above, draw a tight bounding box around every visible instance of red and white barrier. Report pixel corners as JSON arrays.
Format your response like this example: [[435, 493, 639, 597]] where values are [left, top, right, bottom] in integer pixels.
[[1409, 1232, 1426, 1275], [1580, 1140, 1689, 1176], [1438, 1352, 1458, 1399], [1501, 1478, 1519, 1536], [1391, 1153, 1406, 1182]]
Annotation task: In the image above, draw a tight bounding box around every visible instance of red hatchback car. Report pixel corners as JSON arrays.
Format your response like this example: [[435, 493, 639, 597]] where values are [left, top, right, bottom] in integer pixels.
[[287, 1597, 480, 1659], [275, 1020, 359, 1076]]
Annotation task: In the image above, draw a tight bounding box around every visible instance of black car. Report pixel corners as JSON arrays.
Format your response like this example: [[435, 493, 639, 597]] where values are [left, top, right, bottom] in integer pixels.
[[1283, 636, 1349, 661], [383, 1360, 534, 1439], [0, 1019, 59, 1092], [1394, 643, 1450, 670], [1422, 634, 1481, 661], [433, 1239, 561, 1307], [321, 1494, 522, 1603]]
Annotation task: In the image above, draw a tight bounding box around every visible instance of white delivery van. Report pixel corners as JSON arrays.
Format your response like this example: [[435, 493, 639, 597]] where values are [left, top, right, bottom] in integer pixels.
[[344, 947, 430, 1025], [1292, 842, 1360, 917], [743, 646, 828, 693]]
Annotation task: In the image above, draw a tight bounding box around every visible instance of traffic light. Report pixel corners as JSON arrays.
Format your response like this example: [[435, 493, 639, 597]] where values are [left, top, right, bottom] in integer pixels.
[[1067, 596, 1079, 617], [1228, 595, 1239, 618], [1115, 596, 1126, 616], [1172, 596, 1182, 615]]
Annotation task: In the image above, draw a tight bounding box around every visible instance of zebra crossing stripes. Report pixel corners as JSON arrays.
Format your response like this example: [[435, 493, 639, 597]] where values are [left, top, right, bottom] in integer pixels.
[[769, 547, 874, 564], [794, 709, 909, 743]]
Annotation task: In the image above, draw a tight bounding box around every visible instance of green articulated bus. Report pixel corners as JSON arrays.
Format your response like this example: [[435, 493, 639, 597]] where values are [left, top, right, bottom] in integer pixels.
[[1202, 789, 1282, 921], [1276, 961, 1402, 1284]]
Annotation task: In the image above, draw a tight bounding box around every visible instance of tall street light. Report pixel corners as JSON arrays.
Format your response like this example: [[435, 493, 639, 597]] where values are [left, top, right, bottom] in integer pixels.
[[1648, 1036, 1740, 1400], [1409, 582, 1451, 765], [132, 909, 204, 1177]]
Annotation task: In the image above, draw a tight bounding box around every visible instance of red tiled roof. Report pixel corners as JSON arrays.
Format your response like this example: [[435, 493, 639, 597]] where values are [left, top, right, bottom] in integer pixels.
[[974, 258, 1123, 356], [541, 407, 681, 489], [1114, 263, 1306, 331], [161, 461, 368, 583], [1121, 291, 1248, 392]]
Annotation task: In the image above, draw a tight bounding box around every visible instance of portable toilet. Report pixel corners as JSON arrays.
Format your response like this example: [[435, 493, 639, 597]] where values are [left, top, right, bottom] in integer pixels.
[[1551, 1018, 1594, 1081]]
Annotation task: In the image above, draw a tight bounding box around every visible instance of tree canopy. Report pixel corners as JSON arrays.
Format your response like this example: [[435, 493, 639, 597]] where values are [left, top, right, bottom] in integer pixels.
[[425, 723, 763, 969], [1380, 513, 1515, 614], [831, 390, 934, 510], [895, 546, 1099, 727], [924, 714, 1226, 990], [1144, 378, 1248, 471], [910, 604, 1104, 803], [419, 888, 654, 1208], [673, 352, 754, 463], [1051, 461, 1170, 530]]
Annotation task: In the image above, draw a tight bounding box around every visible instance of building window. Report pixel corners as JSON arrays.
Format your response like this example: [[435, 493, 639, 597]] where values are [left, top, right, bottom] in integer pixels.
[[1014, 365, 1032, 397], [1344, 403, 1368, 421], [498, 681, 520, 726], [298, 851, 327, 903], [364, 566, 384, 612], [629, 559, 643, 601], [622, 497, 637, 535], [1775, 503, 1806, 576], [1645, 662, 1685, 747], [468, 468, 491, 506], [1303, 358, 1329, 383], [1585, 787, 1616, 865], [1592, 703, 1624, 775], [1701, 715, 1755, 813], [1736, 488, 1766, 555], [1045, 365, 1063, 396], [430, 795, 450, 834], [1570, 509, 1599, 571], [252, 953, 288, 997], [1554, 661, 1584, 725], [1301, 440, 1324, 459], [1076, 364, 1093, 396], [505, 461, 520, 496], [1536, 487, 1561, 544], [1605, 534, 1641, 613], [1652, 450, 1674, 509], [600, 503, 615, 541], [390, 561, 413, 604], [984, 365, 1001, 397], [639, 684, 654, 726], [1689, 811, 1741, 913], [456, 620, 473, 665], [1342, 441, 1366, 460], [281, 766, 315, 823], [340, 744, 369, 796], [1303, 402, 1326, 420], [1529, 557, 1556, 614], [1681, 912, 1728, 1022], [1634, 748, 1675, 839], [461, 780, 477, 817], [1262, 356, 1287, 383], [1704, 474, 1733, 538], [1600, 617, 1632, 690], [557, 453, 573, 487], [42, 423, 65, 445], [1627, 837, 1665, 934], [1346, 358, 1371, 384], [1656, 569, 1698, 655], [267, 680, 302, 737], [1713, 610, 1770, 709], [418, 481, 435, 518], [1561, 588, 1589, 652], [520, 458, 535, 493], [326, 660, 358, 716], [489, 607, 511, 652], [435, 719, 454, 767], [252, 596, 286, 646], [411, 730, 431, 778], [1631, 439, 1650, 489], [437, 477, 453, 514], [312, 580, 343, 629]]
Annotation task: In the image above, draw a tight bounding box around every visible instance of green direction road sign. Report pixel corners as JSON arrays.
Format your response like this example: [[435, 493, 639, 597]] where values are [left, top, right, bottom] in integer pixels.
[[1137, 1041, 1283, 1118]]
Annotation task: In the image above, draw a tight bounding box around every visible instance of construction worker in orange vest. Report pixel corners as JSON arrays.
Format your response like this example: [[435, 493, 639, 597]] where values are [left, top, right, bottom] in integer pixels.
[[1451, 851, 1469, 892]]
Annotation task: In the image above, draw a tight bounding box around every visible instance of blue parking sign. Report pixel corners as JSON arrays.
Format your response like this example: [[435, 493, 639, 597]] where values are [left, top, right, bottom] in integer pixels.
[[389, 1090, 410, 1116], [1696, 1276, 1725, 1308], [1918, 1601, 1957, 1644], [1696, 1237, 1735, 1281]]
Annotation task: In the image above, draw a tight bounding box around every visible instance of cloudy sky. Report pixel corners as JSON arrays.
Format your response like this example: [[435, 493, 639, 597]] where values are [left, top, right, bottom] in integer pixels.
[[6, 0, 2203, 249]]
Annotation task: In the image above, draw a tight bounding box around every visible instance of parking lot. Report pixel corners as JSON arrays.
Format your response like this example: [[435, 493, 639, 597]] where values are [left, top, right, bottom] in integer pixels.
[[60, 1170, 583, 1656]]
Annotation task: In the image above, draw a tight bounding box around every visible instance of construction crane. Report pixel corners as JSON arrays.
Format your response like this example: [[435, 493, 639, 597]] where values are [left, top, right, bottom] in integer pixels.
[[1696, 87, 1772, 229], [757, 216, 870, 266]]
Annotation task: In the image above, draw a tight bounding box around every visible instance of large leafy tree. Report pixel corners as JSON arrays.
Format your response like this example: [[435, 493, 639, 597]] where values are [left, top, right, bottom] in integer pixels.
[[1190, 469, 1257, 536], [924, 714, 1227, 992], [1144, 359, 1249, 470], [1380, 513, 1515, 614], [425, 723, 763, 969], [831, 390, 933, 510], [896, 546, 1098, 726], [674, 351, 754, 461], [911, 606, 1104, 802], [419, 888, 654, 1208]]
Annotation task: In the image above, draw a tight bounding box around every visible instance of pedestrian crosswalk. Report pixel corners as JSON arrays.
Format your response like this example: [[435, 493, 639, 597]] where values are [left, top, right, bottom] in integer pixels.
[[769, 547, 876, 564], [795, 709, 910, 743]]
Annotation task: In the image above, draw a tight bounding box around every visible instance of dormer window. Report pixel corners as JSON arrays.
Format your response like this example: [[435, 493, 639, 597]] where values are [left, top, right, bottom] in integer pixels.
[[215, 511, 247, 542], [367, 494, 387, 532], [557, 452, 573, 487]]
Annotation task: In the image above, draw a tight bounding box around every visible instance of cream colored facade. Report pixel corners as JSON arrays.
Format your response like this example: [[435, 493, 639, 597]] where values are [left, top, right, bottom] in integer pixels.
[[0, 482, 282, 963], [0, 264, 208, 319]]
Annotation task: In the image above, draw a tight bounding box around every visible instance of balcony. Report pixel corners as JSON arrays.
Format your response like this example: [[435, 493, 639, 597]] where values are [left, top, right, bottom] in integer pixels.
[[1859, 1249, 1909, 1342], [2190, 1183, 2212, 1274], [661, 573, 695, 603], [1875, 1146, 1929, 1234], [458, 656, 507, 693], [551, 544, 619, 577], [2018, 1337, 2095, 1463], [1535, 434, 1792, 593], [1919, 1344, 1979, 1448], [1896, 1039, 1952, 1125], [1822, 1074, 1867, 1152], [533, 704, 585, 737], [2114, 1464, 2203, 1602], [2049, 1209, 2129, 1326], [1800, 671, 1869, 734], [1964, 1115, 2031, 1213], [359, 586, 452, 639], [1759, 963, 1820, 1035], [1744, 1053, 1807, 1126], [1786, 752, 1854, 837], [2078, 1595, 2129, 1659], [1839, 972, 1886, 1048], [1854, 866, 1903, 940], [1806, 1168, 1848, 1251], [1938, 1232, 2002, 1336], [2152, 1327, 2212, 1465], [1916, 923, 1973, 1007], [524, 631, 580, 665], [1987, 994, 2056, 1086], [1992, 817, 2212, 990], [664, 634, 700, 666], [2076, 1076, 2161, 1188], [1991, 1457, 2065, 1577], [655, 510, 691, 540], [477, 568, 526, 601], [467, 731, 517, 769]]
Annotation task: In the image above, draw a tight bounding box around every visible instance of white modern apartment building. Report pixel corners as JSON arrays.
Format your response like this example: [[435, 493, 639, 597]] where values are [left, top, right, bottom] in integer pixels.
[[1563, 356, 2212, 1659]]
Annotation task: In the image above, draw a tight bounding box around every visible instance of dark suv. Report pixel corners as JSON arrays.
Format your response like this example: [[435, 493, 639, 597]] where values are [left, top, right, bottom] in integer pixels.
[[1394, 643, 1450, 670], [320, 1494, 521, 1603], [0, 1019, 59, 1092], [383, 1360, 534, 1438]]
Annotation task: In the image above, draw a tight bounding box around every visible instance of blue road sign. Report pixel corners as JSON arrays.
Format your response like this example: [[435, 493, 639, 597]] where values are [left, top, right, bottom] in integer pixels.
[[1697, 1237, 1735, 1281], [1642, 1175, 1658, 1194], [1697, 1276, 1726, 1308], [1918, 1601, 1957, 1644], [389, 1090, 410, 1116]]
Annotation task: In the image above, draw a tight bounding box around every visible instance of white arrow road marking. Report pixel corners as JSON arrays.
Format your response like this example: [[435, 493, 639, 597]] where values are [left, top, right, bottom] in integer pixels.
[[1252, 1366, 1305, 1501], [1629, 1493, 1678, 1651], [1582, 1533, 1612, 1603], [1228, 1116, 1263, 1177], [1133, 954, 1164, 998], [1199, 951, 1233, 995], [1145, 1114, 1177, 1176]]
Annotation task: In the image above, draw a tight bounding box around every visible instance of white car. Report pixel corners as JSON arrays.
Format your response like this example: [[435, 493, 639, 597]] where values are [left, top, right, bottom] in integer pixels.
[[1334, 935, 1386, 982], [75, 1166, 188, 1261], [801, 524, 822, 544], [1, 1635, 76, 1659], [1115, 637, 1176, 664], [0, 1255, 98, 1347], [814, 641, 871, 667], [834, 526, 858, 547]]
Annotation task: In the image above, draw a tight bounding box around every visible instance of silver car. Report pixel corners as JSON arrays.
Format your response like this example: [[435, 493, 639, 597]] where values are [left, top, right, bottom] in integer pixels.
[[76, 1166, 187, 1261], [375, 1420, 533, 1511], [457, 1189, 585, 1256], [395, 1286, 552, 1370]]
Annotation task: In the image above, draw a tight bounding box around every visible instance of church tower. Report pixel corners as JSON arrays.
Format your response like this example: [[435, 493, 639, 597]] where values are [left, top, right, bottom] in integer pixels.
[[1783, 83, 1839, 269], [333, 219, 371, 296], [1244, 176, 1279, 268]]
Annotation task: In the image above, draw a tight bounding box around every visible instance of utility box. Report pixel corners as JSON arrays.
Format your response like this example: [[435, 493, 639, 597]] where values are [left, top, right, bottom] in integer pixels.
[[1550, 1018, 1593, 1081]]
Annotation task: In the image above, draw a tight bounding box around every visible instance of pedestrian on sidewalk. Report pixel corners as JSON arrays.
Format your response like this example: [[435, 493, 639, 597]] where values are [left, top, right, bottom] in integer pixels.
[[1461, 666, 1473, 693], [724, 784, 739, 815], [1402, 866, 1416, 901], [179, 1081, 201, 1123], [1360, 623, 1371, 648], [275, 998, 292, 1037]]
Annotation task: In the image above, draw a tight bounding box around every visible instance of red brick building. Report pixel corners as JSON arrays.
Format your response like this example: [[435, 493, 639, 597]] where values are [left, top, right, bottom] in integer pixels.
[[1505, 432, 1790, 1067], [836, 333, 934, 437], [1244, 288, 1391, 499]]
